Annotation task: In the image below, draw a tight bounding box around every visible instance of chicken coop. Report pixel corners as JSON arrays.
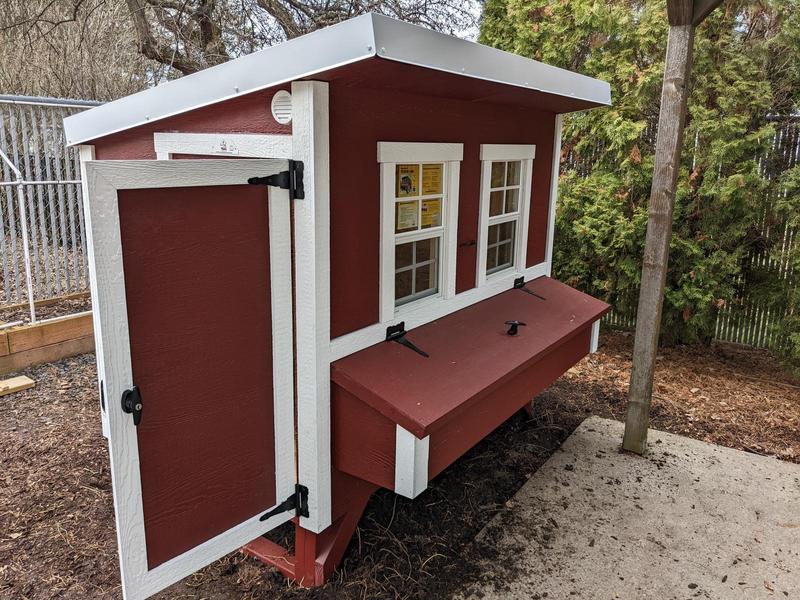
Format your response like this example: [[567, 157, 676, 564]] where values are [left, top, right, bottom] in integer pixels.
[[64, 13, 611, 600]]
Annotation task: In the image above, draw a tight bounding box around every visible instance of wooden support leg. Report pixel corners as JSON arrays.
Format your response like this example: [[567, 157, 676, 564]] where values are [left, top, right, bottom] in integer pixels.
[[243, 470, 377, 587]]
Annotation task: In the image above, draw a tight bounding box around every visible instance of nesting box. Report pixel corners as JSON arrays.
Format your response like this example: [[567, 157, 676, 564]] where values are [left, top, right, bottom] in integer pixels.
[[64, 14, 611, 600]]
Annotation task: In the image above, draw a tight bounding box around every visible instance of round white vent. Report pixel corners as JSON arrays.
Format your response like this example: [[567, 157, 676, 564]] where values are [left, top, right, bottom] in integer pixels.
[[271, 90, 292, 124]]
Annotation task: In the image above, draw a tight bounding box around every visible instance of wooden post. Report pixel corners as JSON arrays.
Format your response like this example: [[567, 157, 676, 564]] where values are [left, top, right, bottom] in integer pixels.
[[623, 0, 723, 454]]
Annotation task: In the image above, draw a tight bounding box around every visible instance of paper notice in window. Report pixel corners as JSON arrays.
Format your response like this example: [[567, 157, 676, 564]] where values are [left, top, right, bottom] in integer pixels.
[[421, 198, 442, 229], [396, 201, 418, 232], [396, 164, 419, 197], [422, 164, 443, 195]]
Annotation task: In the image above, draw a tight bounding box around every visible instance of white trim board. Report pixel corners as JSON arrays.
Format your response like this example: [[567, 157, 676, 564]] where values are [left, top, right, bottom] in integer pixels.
[[377, 141, 463, 163], [590, 320, 600, 354], [153, 132, 292, 159], [479, 144, 535, 161], [84, 158, 296, 600], [394, 426, 429, 499], [291, 80, 332, 533], [544, 114, 564, 277]]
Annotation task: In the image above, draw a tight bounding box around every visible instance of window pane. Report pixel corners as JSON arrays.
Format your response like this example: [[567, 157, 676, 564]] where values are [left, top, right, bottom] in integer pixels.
[[395, 269, 413, 301], [505, 188, 519, 213], [395, 200, 418, 233], [421, 198, 442, 229], [416, 237, 436, 263], [489, 191, 504, 217], [490, 161, 505, 188], [497, 240, 513, 268], [506, 160, 521, 186], [488, 223, 499, 244], [422, 164, 443, 195], [396, 241, 414, 269], [498, 220, 515, 243], [486, 245, 498, 271], [396, 164, 419, 197], [415, 264, 435, 296]]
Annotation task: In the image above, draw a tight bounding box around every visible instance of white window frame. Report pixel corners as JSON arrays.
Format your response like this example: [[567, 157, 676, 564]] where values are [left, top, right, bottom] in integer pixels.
[[378, 142, 462, 323], [476, 144, 536, 287], [82, 158, 296, 600]]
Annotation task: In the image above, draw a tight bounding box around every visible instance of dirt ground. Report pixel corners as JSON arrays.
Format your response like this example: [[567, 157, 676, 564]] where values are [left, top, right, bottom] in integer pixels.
[[1, 331, 798, 600]]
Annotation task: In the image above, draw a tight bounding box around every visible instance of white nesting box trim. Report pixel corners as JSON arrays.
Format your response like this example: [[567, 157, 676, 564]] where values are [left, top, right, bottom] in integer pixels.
[[394, 425, 430, 499], [590, 320, 601, 354]]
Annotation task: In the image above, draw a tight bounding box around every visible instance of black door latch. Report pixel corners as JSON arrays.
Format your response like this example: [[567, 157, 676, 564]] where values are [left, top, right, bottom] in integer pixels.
[[386, 322, 429, 358], [505, 320, 527, 336], [121, 386, 143, 426]]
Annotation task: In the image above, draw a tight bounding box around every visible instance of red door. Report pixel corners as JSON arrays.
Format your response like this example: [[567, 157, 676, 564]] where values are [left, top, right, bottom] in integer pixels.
[[84, 159, 296, 600]]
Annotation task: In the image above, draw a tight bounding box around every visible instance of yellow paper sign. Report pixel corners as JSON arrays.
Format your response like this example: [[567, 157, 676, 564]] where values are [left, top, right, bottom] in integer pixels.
[[396, 201, 418, 232], [422, 164, 443, 195], [421, 198, 442, 229], [396, 164, 419, 197]]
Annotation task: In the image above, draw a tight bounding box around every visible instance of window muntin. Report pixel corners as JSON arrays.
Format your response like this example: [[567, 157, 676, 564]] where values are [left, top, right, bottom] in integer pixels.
[[392, 162, 445, 308], [486, 221, 515, 275]]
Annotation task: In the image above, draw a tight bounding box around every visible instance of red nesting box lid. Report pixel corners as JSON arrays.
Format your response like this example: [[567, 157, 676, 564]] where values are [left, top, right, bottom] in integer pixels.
[[331, 277, 610, 438]]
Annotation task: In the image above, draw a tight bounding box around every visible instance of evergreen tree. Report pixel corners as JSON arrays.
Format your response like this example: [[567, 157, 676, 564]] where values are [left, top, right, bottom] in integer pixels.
[[480, 0, 800, 363]]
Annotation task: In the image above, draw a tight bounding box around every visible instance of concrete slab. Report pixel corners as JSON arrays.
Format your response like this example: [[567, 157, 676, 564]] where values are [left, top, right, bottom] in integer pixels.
[[462, 417, 800, 600]]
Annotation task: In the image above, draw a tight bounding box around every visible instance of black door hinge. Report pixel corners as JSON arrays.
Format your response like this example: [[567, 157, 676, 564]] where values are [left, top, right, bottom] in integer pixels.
[[386, 322, 429, 358], [260, 484, 309, 522], [514, 276, 546, 300], [121, 386, 143, 426], [248, 159, 305, 200]]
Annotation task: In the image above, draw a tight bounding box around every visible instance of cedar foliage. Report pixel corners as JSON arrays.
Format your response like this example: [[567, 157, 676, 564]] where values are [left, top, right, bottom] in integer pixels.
[[480, 0, 800, 363]]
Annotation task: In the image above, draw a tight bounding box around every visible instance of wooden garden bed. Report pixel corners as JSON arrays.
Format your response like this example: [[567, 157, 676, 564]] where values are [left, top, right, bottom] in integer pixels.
[[0, 312, 94, 375]]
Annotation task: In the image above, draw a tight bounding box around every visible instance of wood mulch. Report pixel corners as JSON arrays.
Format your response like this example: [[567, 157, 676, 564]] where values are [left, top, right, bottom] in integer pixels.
[[0, 331, 797, 600]]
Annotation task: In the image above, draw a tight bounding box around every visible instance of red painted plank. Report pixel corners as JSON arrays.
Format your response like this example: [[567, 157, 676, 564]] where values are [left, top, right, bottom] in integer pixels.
[[118, 185, 277, 569], [331, 277, 609, 438]]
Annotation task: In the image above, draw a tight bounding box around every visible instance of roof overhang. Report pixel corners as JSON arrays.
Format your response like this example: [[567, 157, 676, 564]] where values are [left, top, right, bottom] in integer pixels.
[[64, 13, 612, 146]]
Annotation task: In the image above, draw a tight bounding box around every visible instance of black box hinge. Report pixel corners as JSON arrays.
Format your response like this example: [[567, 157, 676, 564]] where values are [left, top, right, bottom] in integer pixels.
[[260, 484, 309, 522], [248, 159, 305, 200], [513, 276, 546, 300], [121, 386, 142, 426], [386, 322, 429, 358]]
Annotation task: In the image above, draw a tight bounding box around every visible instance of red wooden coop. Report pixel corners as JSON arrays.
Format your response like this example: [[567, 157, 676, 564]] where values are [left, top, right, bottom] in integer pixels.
[[64, 14, 611, 600]]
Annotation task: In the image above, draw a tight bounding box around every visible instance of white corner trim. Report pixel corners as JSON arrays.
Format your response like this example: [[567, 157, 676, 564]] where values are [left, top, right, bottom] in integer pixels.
[[331, 262, 548, 361], [79, 144, 108, 439], [84, 158, 297, 600], [153, 132, 292, 159], [590, 320, 600, 354], [394, 425, 429, 499], [544, 114, 564, 277], [377, 142, 463, 163], [479, 144, 536, 161], [291, 80, 332, 534]]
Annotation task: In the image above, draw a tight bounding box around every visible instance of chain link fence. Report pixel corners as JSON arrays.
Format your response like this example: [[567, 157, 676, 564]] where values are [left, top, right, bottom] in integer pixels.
[[0, 95, 100, 325]]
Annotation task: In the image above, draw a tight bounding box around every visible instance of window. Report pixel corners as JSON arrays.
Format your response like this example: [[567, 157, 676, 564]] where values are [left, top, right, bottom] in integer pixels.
[[378, 143, 463, 322], [477, 145, 535, 286]]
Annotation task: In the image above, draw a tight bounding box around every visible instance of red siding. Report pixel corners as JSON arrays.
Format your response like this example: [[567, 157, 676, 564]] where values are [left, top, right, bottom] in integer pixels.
[[90, 79, 557, 340], [329, 84, 556, 337], [93, 87, 290, 160], [118, 184, 277, 568]]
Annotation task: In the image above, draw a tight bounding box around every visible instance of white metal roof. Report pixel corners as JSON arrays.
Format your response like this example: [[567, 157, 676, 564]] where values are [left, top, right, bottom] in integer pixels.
[[64, 13, 611, 145]]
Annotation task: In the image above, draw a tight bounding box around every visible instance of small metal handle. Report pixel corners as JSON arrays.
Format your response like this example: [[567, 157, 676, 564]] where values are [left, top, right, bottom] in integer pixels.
[[505, 320, 527, 336]]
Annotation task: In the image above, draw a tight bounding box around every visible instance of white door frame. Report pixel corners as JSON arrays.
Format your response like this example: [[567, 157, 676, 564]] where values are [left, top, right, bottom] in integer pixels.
[[84, 158, 296, 600]]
